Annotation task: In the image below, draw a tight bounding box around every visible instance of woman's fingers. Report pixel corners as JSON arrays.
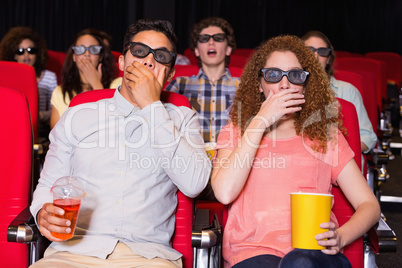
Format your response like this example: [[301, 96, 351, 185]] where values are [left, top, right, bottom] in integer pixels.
[[258, 88, 305, 125], [315, 222, 341, 255]]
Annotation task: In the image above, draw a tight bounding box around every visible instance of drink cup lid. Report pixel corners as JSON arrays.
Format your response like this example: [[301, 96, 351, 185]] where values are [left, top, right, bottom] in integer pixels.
[[51, 176, 86, 198]]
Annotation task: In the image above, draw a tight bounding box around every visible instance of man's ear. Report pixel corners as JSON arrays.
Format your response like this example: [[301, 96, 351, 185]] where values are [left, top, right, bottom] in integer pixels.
[[194, 48, 200, 57], [167, 68, 176, 82], [118, 55, 125, 72], [226, 46, 233, 56]]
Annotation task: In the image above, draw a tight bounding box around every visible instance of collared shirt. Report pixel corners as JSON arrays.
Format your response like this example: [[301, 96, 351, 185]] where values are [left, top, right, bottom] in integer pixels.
[[330, 76, 377, 153], [30, 88, 211, 260], [165, 68, 239, 142]]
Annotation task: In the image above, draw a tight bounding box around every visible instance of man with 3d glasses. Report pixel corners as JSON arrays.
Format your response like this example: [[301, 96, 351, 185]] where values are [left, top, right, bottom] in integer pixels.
[[30, 19, 210, 268]]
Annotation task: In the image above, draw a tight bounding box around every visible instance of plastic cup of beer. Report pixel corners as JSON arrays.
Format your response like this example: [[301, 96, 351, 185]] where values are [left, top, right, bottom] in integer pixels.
[[290, 192, 333, 250], [205, 142, 216, 160], [51, 176, 85, 240]]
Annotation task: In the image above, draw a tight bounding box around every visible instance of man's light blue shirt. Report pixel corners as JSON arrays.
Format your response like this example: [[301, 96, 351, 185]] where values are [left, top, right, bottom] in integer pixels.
[[331, 76, 377, 153], [30, 89, 211, 260]]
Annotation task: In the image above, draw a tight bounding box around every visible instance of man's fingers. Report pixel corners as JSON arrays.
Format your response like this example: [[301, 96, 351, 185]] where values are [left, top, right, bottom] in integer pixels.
[[157, 67, 167, 87], [43, 202, 64, 216]]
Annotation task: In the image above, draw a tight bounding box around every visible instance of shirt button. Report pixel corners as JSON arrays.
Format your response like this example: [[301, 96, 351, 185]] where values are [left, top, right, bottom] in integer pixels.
[[121, 143, 126, 147], [118, 170, 124, 175], [116, 200, 120, 204]]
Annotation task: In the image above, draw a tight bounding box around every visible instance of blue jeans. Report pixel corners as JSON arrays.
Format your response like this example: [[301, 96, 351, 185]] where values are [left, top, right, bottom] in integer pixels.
[[232, 249, 352, 268]]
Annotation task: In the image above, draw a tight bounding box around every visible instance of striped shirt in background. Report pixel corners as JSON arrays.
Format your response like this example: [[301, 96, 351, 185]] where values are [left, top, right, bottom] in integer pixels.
[[38, 69, 57, 112], [165, 68, 239, 142]]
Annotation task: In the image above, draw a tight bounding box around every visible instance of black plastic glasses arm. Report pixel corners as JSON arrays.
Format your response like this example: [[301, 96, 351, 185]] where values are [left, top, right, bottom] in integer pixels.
[[128, 42, 176, 66], [260, 68, 309, 85], [197, 33, 227, 43]]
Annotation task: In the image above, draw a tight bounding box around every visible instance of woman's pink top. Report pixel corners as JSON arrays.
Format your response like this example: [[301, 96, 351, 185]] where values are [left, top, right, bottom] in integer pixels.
[[215, 124, 354, 267]]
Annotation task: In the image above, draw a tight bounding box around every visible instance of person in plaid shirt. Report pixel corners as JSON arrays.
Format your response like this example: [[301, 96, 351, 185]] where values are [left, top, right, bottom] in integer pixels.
[[165, 17, 240, 143]]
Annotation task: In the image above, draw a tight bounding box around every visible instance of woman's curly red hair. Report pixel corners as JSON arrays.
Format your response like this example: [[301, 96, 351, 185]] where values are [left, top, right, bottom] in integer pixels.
[[230, 35, 342, 152]]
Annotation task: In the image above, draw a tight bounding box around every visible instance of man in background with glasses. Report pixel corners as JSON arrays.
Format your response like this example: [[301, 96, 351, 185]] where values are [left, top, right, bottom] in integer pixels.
[[165, 17, 239, 200], [30, 19, 210, 268], [166, 17, 239, 144], [301, 31, 377, 154]]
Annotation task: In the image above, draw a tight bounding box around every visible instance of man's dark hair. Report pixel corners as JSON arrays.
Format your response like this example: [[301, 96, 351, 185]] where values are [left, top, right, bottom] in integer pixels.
[[190, 17, 236, 67], [301, 30, 336, 76], [122, 19, 177, 66]]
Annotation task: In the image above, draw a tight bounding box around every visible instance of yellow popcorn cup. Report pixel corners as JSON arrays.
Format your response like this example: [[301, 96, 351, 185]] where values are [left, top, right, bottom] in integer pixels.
[[290, 192, 333, 250]]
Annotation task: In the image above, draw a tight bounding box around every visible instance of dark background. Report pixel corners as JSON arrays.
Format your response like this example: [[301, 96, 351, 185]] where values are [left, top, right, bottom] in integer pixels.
[[1, 0, 401, 55]]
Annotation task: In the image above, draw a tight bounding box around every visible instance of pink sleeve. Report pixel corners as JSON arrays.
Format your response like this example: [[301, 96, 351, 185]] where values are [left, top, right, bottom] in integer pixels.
[[215, 123, 241, 151]]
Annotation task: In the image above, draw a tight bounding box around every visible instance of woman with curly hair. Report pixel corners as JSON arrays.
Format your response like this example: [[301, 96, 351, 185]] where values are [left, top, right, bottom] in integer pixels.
[[0, 26, 57, 136], [50, 28, 117, 128], [211, 35, 380, 267]]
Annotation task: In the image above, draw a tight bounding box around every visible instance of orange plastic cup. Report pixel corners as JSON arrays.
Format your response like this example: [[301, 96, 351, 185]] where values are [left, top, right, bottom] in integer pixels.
[[290, 192, 333, 250], [51, 176, 85, 240]]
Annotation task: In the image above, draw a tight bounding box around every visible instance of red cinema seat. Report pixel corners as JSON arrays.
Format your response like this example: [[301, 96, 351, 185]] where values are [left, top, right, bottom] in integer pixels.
[[233, 48, 255, 58], [228, 54, 249, 68], [335, 51, 364, 58], [0, 61, 39, 139], [334, 98, 363, 267], [173, 64, 200, 79], [163, 64, 199, 89], [46, 50, 66, 84], [334, 57, 388, 112], [365, 52, 401, 86], [334, 70, 378, 135], [183, 48, 198, 65], [1, 87, 33, 268], [112, 51, 122, 62], [228, 66, 243, 77]]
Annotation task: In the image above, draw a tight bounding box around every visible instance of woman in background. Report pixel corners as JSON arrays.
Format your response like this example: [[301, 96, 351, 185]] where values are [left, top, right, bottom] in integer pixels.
[[0, 26, 57, 137], [50, 28, 117, 128]]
